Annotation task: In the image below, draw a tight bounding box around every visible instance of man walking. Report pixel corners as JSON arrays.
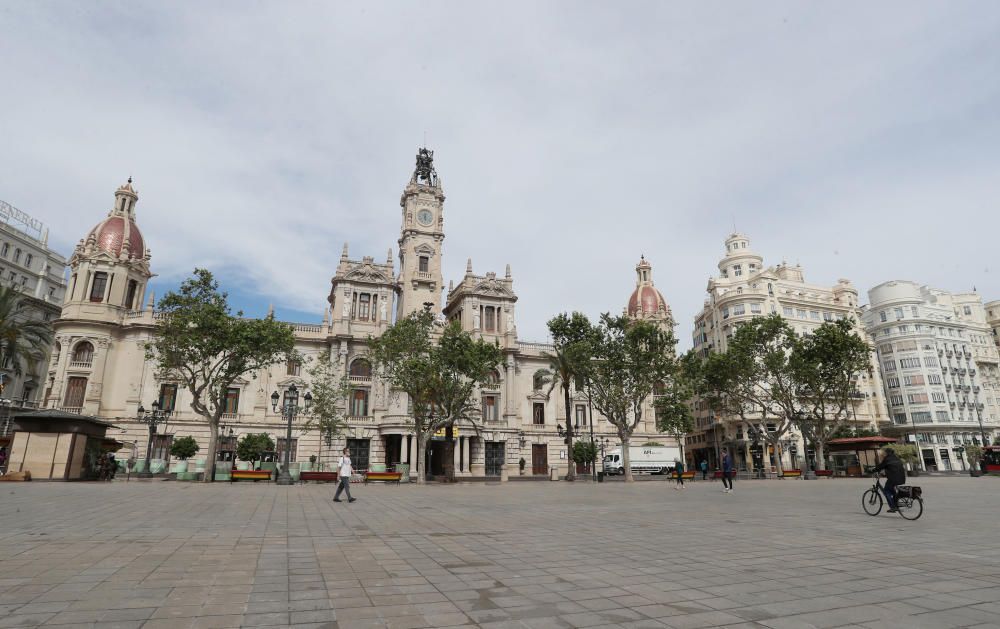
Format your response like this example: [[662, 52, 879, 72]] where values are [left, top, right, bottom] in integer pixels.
[[673, 458, 685, 490], [721, 449, 734, 493], [700, 459, 709, 481], [333, 447, 356, 503]]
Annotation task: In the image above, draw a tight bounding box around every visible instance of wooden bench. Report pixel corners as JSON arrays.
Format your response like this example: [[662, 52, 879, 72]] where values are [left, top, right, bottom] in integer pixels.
[[230, 469, 272, 483], [713, 470, 732, 479], [299, 471, 338, 483], [676, 471, 696, 480], [364, 471, 402, 484], [814, 469, 833, 477], [780, 469, 802, 478]]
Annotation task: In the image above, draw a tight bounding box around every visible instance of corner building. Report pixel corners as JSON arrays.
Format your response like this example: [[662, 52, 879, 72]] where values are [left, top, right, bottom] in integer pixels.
[[687, 233, 886, 473], [861, 281, 1000, 471], [43, 151, 677, 479]]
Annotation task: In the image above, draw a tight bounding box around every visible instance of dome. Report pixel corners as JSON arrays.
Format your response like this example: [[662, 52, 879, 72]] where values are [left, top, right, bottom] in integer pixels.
[[628, 284, 669, 317], [626, 256, 670, 318], [85, 177, 145, 259], [88, 215, 145, 259]]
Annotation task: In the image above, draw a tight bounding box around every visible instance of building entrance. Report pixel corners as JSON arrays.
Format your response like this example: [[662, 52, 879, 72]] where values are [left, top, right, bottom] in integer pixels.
[[384, 435, 403, 468], [485, 441, 504, 476], [427, 440, 454, 479], [347, 439, 370, 473], [531, 444, 548, 475]]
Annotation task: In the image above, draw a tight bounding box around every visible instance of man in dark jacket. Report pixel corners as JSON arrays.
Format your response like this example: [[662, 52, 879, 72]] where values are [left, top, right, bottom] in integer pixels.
[[873, 448, 906, 512]]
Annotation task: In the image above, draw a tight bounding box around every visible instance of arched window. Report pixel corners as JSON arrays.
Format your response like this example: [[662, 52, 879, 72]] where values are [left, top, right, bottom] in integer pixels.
[[24, 253, 33, 269], [72, 341, 94, 364], [52, 342, 61, 364], [532, 370, 548, 391], [13, 248, 21, 263], [349, 358, 372, 378]]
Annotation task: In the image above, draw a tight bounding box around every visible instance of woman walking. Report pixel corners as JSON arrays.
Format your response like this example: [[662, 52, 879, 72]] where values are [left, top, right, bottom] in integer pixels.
[[673, 458, 685, 490]]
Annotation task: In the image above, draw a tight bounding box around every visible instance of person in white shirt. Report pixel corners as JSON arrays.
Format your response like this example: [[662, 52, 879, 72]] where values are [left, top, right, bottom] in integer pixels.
[[333, 447, 356, 503]]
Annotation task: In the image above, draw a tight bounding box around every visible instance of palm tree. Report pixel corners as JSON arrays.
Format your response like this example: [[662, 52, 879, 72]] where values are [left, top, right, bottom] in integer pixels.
[[0, 285, 53, 398], [540, 345, 583, 481]]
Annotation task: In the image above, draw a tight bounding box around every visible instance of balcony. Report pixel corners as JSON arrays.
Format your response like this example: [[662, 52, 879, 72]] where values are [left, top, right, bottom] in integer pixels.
[[59, 406, 83, 414], [946, 350, 954, 357], [348, 375, 372, 385], [69, 361, 93, 369], [969, 369, 976, 376], [346, 415, 375, 424], [945, 384, 952, 390]]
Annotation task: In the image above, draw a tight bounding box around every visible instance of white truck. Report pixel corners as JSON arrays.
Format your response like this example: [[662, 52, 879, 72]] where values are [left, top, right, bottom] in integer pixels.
[[603, 445, 682, 475]]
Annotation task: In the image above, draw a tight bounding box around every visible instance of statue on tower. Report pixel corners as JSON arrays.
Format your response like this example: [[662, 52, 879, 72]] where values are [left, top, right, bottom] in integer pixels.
[[414, 147, 437, 185]]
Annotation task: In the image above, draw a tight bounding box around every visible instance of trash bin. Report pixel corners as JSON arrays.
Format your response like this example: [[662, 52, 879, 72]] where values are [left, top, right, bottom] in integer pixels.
[[550, 466, 559, 481], [597, 471, 604, 483]]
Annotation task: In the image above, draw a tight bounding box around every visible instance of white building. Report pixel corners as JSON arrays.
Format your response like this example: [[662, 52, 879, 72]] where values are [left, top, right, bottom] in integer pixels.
[[687, 233, 886, 472], [0, 198, 68, 408], [861, 281, 1000, 471], [40, 151, 678, 480]]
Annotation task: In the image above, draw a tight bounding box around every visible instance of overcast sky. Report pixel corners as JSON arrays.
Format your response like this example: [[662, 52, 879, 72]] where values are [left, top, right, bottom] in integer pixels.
[[2, 2, 998, 348]]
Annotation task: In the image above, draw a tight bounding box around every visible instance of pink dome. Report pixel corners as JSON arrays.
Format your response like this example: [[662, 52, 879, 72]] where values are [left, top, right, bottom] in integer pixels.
[[88, 215, 145, 259], [627, 285, 669, 316]]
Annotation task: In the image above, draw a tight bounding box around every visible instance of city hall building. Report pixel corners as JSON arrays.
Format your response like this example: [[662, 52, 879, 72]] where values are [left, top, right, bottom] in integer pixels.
[[40, 151, 678, 479]]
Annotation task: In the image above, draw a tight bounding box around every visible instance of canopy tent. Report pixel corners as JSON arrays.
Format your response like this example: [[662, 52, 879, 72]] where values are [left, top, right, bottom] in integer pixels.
[[826, 437, 899, 477]]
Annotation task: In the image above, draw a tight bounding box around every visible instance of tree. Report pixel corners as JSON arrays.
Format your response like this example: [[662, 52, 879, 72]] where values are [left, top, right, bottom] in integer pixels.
[[694, 315, 798, 475], [170, 436, 200, 460], [881, 444, 918, 469], [0, 285, 52, 395], [542, 312, 600, 480], [586, 314, 679, 482], [367, 310, 502, 484], [237, 433, 275, 467], [571, 440, 597, 471], [964, 445, 983, 472], [302, 349, 351, 470], [791, 318, 873, 472], [653, 373, 694, 464], [146, 269, 296, 482]]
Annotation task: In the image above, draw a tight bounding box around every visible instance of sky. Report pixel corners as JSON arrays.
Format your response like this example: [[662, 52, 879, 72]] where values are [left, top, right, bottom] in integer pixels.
[[1, 2, 999, 349]]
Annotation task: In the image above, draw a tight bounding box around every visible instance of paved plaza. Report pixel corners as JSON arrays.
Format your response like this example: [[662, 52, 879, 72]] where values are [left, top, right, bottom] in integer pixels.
[[0, 477, 998, 629]]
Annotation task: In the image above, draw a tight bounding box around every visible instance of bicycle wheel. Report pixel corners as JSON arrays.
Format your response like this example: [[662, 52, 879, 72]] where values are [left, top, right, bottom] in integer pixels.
[[862, 488, 883, 516], [897, 497, 923, 521]]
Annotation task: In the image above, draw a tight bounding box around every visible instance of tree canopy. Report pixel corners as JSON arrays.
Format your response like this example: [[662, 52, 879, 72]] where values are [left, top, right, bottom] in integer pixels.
[[237, 433, 275, 465], [0, 285, 52, 392]]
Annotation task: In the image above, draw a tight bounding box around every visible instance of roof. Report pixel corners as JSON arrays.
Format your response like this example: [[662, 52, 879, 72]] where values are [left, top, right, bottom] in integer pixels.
[[12, 409, 118, 429]]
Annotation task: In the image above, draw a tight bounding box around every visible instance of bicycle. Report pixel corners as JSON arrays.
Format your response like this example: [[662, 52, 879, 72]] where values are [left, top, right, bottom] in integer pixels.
[[862, 472, 923, 520]]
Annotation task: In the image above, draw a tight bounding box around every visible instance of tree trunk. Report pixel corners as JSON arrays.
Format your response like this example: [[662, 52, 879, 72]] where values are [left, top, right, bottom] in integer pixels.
[[415, 432, 427, 485], [564, 386, 575, 481], [815, 439, 827, 472], [202, 417, 219, 482], [621, 434, 634, 482], [768, 437, 784, 476]]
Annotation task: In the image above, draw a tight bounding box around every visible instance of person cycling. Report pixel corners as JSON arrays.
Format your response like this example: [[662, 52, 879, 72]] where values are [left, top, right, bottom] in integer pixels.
[[872, 448, 906, 513]]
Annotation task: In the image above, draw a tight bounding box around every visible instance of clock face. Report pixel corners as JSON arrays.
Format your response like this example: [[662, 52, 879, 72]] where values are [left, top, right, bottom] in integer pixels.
[[417, 209, 434, 226]]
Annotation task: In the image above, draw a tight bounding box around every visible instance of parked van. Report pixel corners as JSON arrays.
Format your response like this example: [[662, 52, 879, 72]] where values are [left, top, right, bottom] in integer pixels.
[[603, 445, 681, 475]]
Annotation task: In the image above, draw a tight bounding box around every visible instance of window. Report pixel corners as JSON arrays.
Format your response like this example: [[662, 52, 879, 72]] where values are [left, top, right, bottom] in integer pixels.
[[880, 311, 887, 322], [783, 306, 793, 316], [286, 359, 301, 376], [936, 410, 950, 421], [907, 393, 929, 404], [24, 254, 32, 269], [894, 307, 904, 320], [963, 306, 972, 316], [883, 360, 897, 372], [911, 306, 919, 317], [89, 272, 108, 302], [928, 374, 943, 385], [931, 392, 946, 403], [904, 374, 925, 386], [900, 358, 921, 369], [418, 256, 429, 273], [750, 303, 762, 314], [722, 307, 730, 319], [349, 358, 372, 378], [810, 311, 820, 320], [889, 394, 904, 406], [125, 280, 138, 309], [484, 306, 496, 332], [767, 283, 773, 296], [19, 275, 26, 286], [733, 304, 745, 315], [898, 325, 909, 333], [886, 377, 900, 388], [63, 376, 87, 408], [533, 402, 545, 425], [276, 438, 298, 463], [0, 243, 6, 257], [797, 309, 807, 318], [350, 389, 369, 416], [893, 413, 907, 425], [575, 404, 587, 428], [924, 356, 938, 367], [911, 411, 932, 423], [358, 293, 371, 320], [158, 384, 178, 412], [224, 387, 240, 414], [482, 394, 498, 421], [72, 341, 94, 364], [823, 312, 833, 321], [733, 265, 742, 277], [13, 248, 20, 263]]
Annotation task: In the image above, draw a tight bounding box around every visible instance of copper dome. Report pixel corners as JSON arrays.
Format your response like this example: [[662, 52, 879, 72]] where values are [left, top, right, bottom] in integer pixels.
[[627, 285, 669, 317]]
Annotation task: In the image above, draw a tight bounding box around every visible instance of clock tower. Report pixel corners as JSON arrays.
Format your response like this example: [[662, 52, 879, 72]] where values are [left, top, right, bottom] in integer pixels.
[[396, 148, 445, 318]]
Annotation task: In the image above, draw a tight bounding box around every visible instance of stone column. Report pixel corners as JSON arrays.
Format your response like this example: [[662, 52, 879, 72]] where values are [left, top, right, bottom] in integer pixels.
[[504, 356, 516, 415], [399, 436, 407, 465], [453, 436, 461, 476], [408, 435, 417, 477]]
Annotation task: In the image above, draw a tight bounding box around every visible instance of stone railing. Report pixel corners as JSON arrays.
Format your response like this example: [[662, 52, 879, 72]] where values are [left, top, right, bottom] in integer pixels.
[[518, 340, 553, 354], [69, 361, 93, 369], [347, 415, 375, 424]]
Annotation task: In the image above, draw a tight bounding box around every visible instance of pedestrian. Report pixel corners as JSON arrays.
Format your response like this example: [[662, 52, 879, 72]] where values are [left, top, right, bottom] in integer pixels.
[[673, 458, 685, 490], [333, 447, 356, 503], [721, 449, 734, 493], [0, 446, 7, 475], [700, 459, 708, 481]]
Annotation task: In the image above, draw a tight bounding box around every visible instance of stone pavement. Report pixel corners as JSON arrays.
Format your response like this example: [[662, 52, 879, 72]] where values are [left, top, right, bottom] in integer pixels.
[[0, 476, 998, 629]]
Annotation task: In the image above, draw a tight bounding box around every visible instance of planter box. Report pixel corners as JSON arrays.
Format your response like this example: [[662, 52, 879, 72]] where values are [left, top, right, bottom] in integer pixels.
[[149, 459, 167, 474], [170, 461, 189, 474]]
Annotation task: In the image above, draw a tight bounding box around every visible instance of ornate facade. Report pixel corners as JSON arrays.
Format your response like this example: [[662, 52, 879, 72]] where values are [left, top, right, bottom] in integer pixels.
[[686, 233, 886, 472], [44, 151, 678, 479]]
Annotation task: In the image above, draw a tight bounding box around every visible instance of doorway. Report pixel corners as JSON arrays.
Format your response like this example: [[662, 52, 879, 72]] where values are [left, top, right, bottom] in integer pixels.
[[531, 444, 548, 475], [384, 435, 402, 468], [347, 439, 370, 473], [485, 441, 504, 476]]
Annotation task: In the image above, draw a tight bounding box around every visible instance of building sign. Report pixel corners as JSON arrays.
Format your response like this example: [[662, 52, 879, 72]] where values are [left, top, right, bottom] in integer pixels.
[[0, 199, 47, 242]]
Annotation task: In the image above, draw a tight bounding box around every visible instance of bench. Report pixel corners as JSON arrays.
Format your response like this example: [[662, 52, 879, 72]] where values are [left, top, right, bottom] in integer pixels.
[[300, 471, 338, 483], [364, 471, 402, 484], [230, 469, 272, 483], [780, 469, 802, 478], [675, 471, 696, 480], [713, 470, 732, 479], [814, 469, 833, 477]]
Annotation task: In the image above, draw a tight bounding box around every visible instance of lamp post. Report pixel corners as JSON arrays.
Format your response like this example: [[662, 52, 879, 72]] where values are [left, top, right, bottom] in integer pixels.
[[586, 376, 596, 481], [270, 384, 312, 486], [136, 401, 171, 466], [974, 398, 988, 472], [597, 436, 609, 474]]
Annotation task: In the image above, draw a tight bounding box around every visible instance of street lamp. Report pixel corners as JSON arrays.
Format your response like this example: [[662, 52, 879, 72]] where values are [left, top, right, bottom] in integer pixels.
[[597, 436, 610, 474], [974, 398, 988, 472], [136, 400, 171, 466], [270, 384, 312, 486]]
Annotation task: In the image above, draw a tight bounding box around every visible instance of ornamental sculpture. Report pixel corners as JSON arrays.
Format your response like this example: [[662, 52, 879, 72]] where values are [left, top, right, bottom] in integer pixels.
[[414, 147, 437, 185]]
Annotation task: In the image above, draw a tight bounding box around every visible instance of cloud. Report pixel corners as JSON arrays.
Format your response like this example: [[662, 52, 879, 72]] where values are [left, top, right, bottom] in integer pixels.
[[1, 1, 998, 347]]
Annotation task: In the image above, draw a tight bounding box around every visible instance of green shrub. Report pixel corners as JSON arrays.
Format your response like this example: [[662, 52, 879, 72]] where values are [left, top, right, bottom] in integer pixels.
[[170, 436, 200, 460]]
